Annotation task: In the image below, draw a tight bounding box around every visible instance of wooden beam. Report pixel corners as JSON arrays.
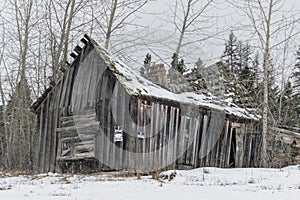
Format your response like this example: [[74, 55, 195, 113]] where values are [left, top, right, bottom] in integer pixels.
[[74, 45, 82, 54], [70, 52, 77, 58], [81, 37, 88, 45], [56, 121, 99, 132]]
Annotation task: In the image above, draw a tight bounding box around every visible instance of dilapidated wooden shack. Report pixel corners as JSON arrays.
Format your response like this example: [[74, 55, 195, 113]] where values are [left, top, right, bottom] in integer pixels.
[[268, 127, 300, 167], [30, 35, 261, 174]]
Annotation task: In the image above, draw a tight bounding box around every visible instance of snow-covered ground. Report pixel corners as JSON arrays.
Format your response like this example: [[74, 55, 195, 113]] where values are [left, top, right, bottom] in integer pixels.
[[1, 166, 300, 200]]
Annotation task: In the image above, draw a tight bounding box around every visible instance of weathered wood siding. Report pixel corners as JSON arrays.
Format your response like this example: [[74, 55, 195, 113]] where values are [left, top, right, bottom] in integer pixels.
[[33, 39, 261, 174], [268, 127, 300, 168]]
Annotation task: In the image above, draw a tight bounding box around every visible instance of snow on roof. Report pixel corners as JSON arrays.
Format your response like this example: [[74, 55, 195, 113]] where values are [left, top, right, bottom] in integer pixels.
[[91, 38, 259, 121]]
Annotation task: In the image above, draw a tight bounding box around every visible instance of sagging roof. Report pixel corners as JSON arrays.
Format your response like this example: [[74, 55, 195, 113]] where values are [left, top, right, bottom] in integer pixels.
[[31, 34, 259, 120]]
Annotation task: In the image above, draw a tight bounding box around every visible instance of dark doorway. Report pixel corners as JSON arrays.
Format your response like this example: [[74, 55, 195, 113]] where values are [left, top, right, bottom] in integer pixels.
[[229, 128, 236, 168]]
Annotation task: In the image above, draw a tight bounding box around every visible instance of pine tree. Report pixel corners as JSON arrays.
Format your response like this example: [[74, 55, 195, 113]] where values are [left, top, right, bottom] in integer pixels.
[[221, 32, 260, 109], [292, 47, 300, 126], [239, 42, 253, 71], [171, 53, 178, 69], [177, 59, 186, 74], [194, 58, 206, 70], [185, 58, 207, 92], [144, 53, 151, 65], [239, 43, 255, 90], [222, 31, 240, 74], [245, 51, 262, 109], [267, 58, 281, 126], [240, 65, 255, 90], [171, 53, 186, 74], [292, 47, 300, 94], [140, 53, 152, 76], [237, 43, 259, 108], [252, 52, 260, 82], [278, 81, 298, 127]]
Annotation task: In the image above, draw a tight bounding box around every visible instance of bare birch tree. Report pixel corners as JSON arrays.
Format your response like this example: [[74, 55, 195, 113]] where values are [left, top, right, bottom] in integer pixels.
[[45, 0, 78, 82], [91, 0, 152, 50], [232, 0, 300, 166], [258, 0, 272, 167], [0, 0, 37, 170], [171, 0, 213, 56]]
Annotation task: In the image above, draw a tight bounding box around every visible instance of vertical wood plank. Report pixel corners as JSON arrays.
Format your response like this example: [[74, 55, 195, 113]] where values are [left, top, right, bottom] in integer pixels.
[[226, 125, 233, 168], [167, 106, 175, 169], [162, 105, 168, 169], [173, 107, 180, 168], [192, 118, 200, 167], [186, 117, 195, 165], [36, 102, 44, 172], [145, 102, 156, 171], [116, 84, 125, 170], [236, 124, 245, 168], [219, 120, 229, 167], [42, 96, 50, 172], [177, 116, 186, 165], [199, 115, 208, 167], [53, 81, 63, 172]]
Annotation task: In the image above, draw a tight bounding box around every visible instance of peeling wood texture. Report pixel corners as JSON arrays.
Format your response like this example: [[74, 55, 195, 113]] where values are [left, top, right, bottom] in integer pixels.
[[31, 35, 262, 174]]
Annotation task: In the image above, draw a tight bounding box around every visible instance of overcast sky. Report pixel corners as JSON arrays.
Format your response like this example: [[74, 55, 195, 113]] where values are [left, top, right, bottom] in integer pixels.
[[121, 0, 300, 73]]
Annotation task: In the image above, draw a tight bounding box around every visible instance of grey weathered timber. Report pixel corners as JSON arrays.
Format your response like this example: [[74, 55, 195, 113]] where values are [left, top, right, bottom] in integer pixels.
[[219, 120, 229, 167], [31, 35, 261, 174], [199, 115, 209, 166], [226, 125, 234, 168]]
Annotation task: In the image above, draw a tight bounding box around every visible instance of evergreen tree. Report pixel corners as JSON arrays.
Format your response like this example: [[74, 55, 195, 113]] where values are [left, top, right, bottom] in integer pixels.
[[240, 65, 255, 91], [252, 52, 260, 82], [239, 42, 253, 71], [267, 58, 281, 125], [177, 58, 186, 74], [292, 47, 300, 127], [171, 53, 178, 69], [171, 53, 186, 74], [186, 58, 207, 92], [277, 81, 298, 127], [222, 31, 240, 74], [292, 47, 300, 94], [237, 44, 259, 108], [194, 57, 206, 70], [140, 53, 152, 76], [221, 32, 260, 109], [144, 53, 151, 65], [245, 52, 262, 109], [238, 43, 255, 90]]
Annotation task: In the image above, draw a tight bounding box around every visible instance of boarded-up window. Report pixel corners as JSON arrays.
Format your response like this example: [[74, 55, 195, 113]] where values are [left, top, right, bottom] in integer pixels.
[[59, 136, 95, 158], [61, 140, 72, 157]]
